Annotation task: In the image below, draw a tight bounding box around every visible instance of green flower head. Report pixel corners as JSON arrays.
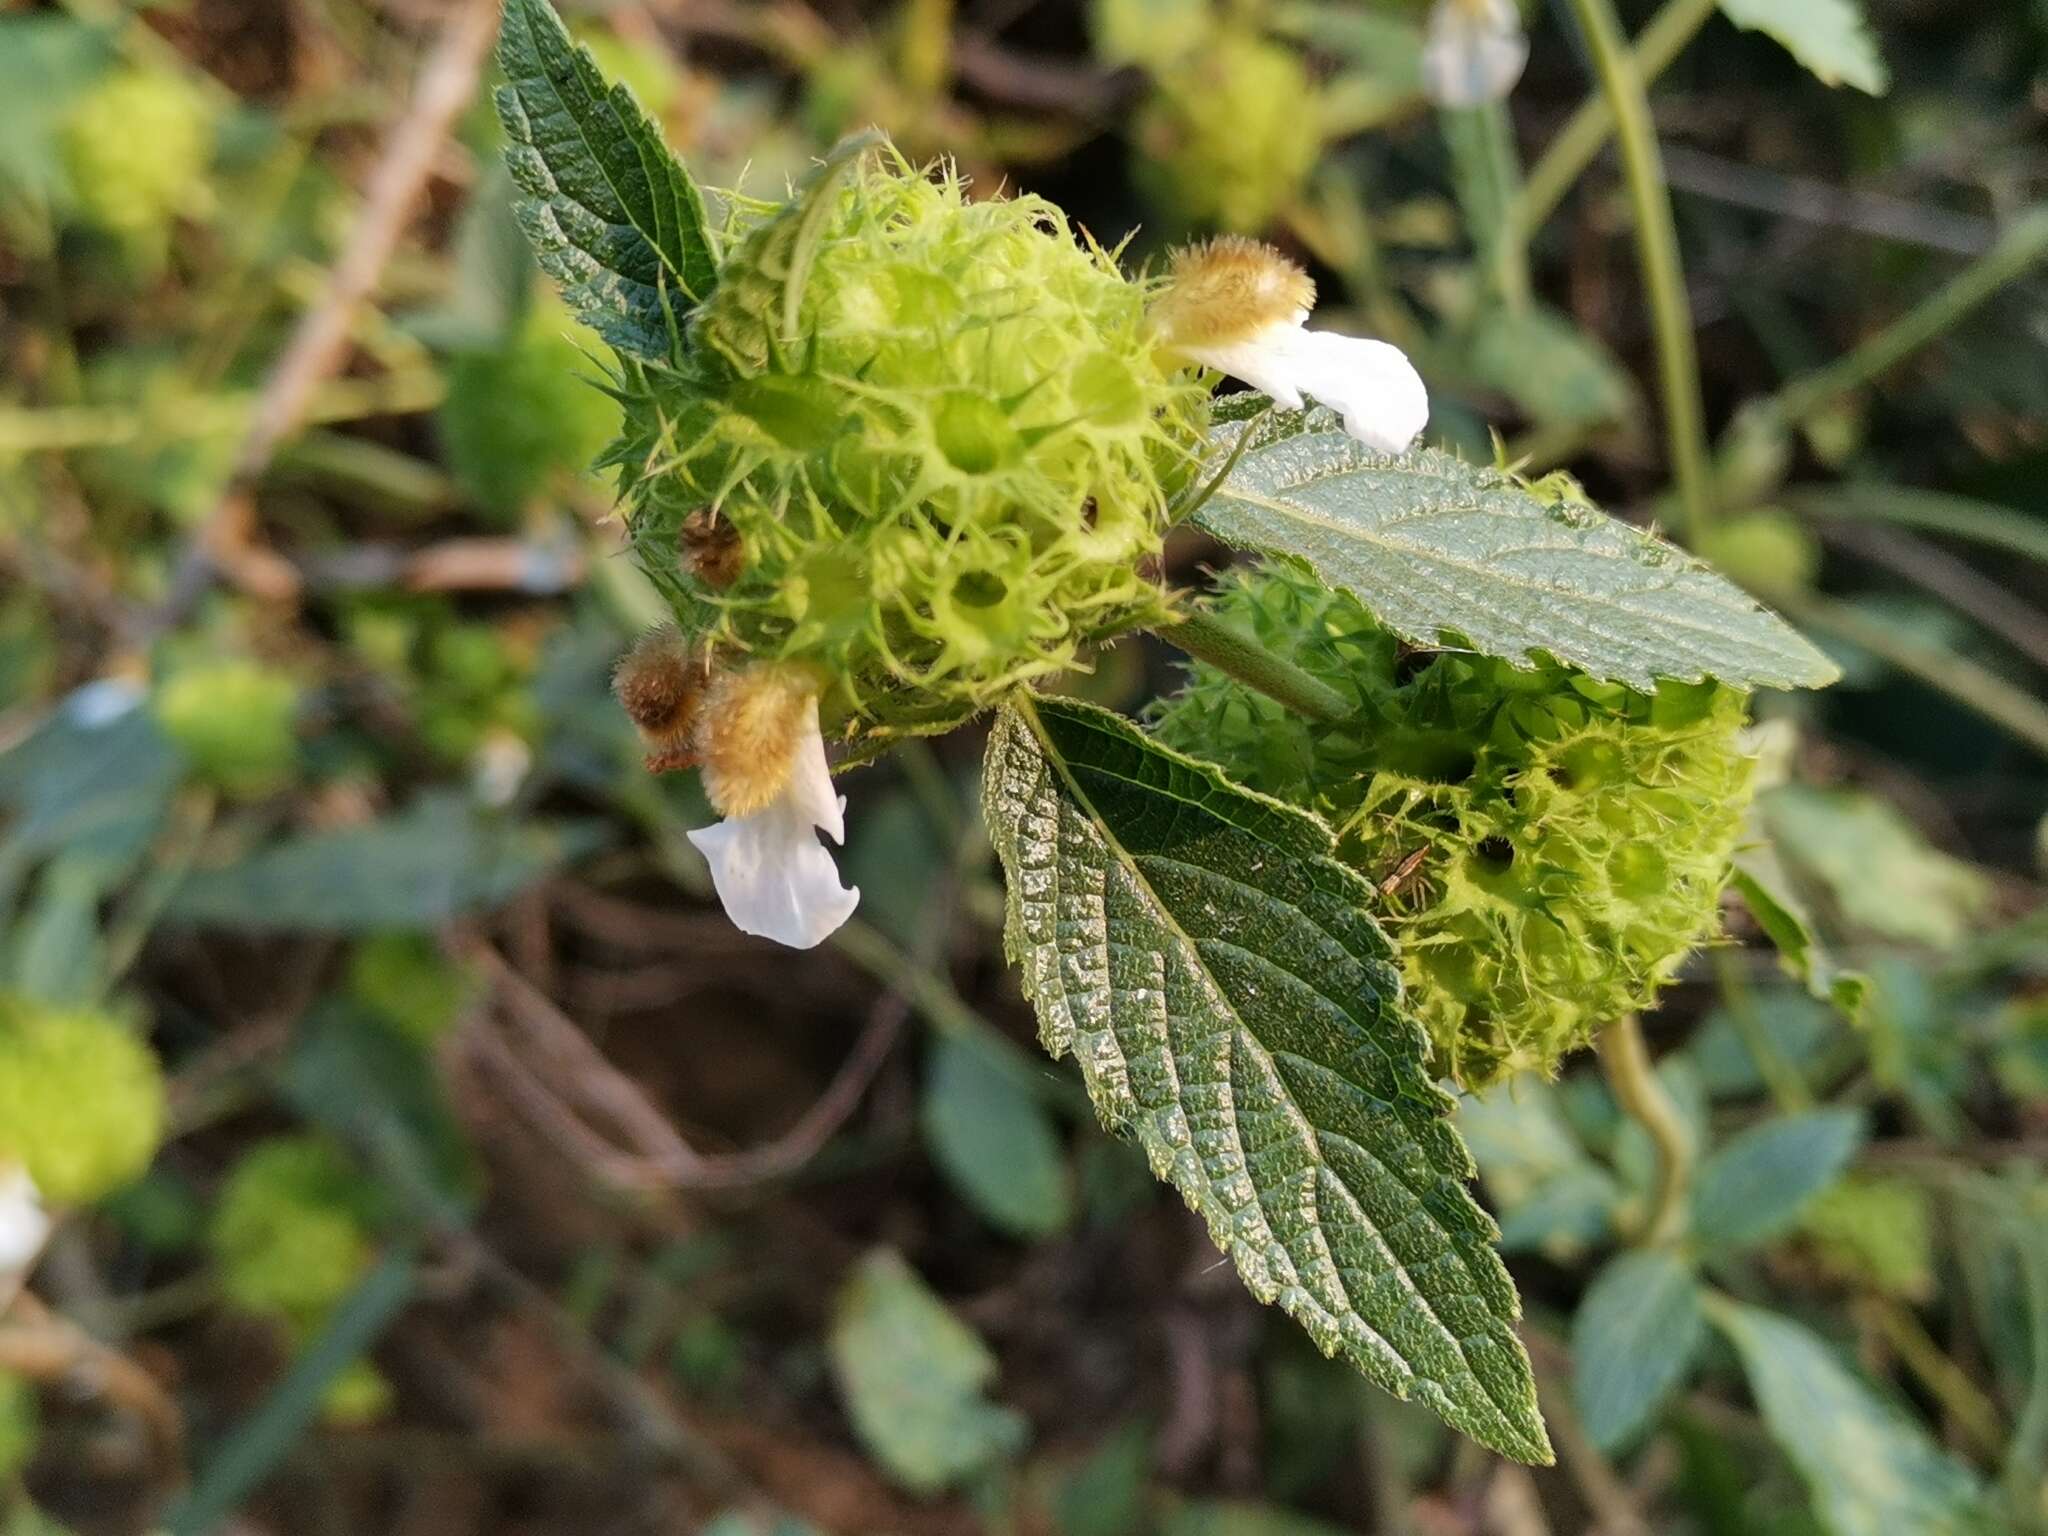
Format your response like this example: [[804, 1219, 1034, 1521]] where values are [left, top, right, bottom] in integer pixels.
[[1150, 564, 1757, 1086], [0, 996, 166, 1207], [611, 144, 1210, 743]]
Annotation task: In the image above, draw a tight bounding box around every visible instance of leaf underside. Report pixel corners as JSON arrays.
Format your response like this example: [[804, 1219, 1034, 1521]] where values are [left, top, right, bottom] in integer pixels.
[[983, 695, 1550, 1464], [1193, 404, 1839, 693], [495, 0, 718, 360]]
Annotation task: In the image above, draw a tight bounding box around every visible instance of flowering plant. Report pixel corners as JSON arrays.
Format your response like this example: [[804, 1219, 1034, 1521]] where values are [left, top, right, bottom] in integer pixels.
[[494, 0, 1835, 1463]]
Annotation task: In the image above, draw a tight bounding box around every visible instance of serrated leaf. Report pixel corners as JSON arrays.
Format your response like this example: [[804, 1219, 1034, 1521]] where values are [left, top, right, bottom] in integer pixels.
[[922, 1035, 1074, 1241], [1571, 1248, 1706, 1452], [1192, 407, 1838, 692], [495, 0, 718, 360], [164, 792, 606, 932], [1719, 0, 1888, 96], [1692, 1108, 1866, 1250], [983, 694, 1550, 1464], [1711, 1301, 2001, 1536], [829, 1247, 1027, 1494]]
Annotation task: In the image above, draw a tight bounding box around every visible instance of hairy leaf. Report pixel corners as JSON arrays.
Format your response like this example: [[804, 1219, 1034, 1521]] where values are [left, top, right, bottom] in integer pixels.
[[495, 0, 718, 359], [1571, 1248, 1706, 1451], [1712, 1301, 2000, 1536], [1719, 0, 1888, 96], [1192, 405, 1837, 692], [1692, 1109, 1866, 1250], [983, 694, 1549, 1463]]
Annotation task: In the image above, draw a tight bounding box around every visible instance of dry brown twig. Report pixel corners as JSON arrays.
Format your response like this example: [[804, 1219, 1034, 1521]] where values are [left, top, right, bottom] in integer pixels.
[[145, 0, 502, 632], [0, 1291, 187, 1493]]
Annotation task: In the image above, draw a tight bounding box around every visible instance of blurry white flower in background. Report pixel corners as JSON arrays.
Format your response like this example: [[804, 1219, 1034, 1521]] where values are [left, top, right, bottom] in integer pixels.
[[0, 1164, 50, 1285], [1421, 0, 1530, 109]]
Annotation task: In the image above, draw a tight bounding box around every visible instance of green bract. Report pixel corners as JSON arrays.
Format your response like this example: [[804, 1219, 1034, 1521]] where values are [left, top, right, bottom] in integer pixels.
[[0, 995, 166, 1206], [611, 148, 1207, 739], [1150, 566, 1756, 1085]]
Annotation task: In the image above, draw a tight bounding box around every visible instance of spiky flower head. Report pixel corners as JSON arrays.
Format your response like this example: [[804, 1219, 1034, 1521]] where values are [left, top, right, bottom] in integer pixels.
[[611, 144, 1208, 745], [1132, 32, 1322, 234], [0, 995, 166, 1207], [1149, 565, 1756, 1086], [211, 1136, 379, 1330], [60, 67, 215, 262]]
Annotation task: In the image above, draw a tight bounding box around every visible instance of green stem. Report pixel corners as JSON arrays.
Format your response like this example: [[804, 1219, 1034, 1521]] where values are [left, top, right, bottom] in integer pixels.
[[1155, 608, 1351, 723], [1787, 593, 2048, 761], [2008, 1204, 2048, 1527], [1597, 1013, 1693, 1247], [1561, 0, 1715, 541], [1783, 485, 2048, 566], [1760, 207, 2048, 429], [1508, 0, 1720, 246], [1445, 102, 1531, 310]]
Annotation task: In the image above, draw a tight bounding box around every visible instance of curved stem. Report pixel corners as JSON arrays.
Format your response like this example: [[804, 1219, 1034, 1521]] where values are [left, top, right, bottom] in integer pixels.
[[1154, 608, 1351, 723], [1598, 1014, 1693, 1247], [1561, 0, 1715, 541], [1508, 0, 1719, 243]]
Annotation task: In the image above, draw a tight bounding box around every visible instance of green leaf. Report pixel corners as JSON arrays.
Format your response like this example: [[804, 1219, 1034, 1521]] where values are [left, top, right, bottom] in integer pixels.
[[1458, 1083, 1618, 1260], [922, 1035, 1074, 1241], [165, 792, 606, 932], [1710, 1301, 2001, 1536], [1464, 304, 1637, 431], [1571, 1248, 1706, 1452], [1692, 1109, 1866, 1250], [1760, 785, 1991, 951], [1193, 409, 1838, 692], [983, 694, 1550, 1464], [829, 1247, 1028, 1494], [1164, 1503, 1354, 1536], [495, 0, 718, 360], [1729, 853, 1870, 1021], [1719, 0, 1888, 96]]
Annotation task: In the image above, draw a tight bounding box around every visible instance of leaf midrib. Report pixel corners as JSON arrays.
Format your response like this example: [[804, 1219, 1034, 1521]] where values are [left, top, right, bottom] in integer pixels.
[[1012, 696, 1526, 1436]]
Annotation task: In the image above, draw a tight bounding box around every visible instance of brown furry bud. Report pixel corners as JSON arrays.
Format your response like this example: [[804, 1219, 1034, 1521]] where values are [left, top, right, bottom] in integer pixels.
[[613, 626, 709, 772], [697, 662, 819, 818], [1150, 236, 1317, 348], [680, 508, 744, 590]]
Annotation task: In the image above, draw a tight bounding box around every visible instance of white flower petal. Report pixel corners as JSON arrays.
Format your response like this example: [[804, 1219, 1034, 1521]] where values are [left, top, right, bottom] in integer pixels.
[[1185, 320, 1430, 454], [0, 1164, 51, 1282], [1421, 0, 1530, 108], [686, 699, 858, 950]]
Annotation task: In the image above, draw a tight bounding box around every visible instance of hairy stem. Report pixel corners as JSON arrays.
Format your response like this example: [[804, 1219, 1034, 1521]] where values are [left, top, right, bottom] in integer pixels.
[[1155, 608, 1351, 723], [1508, 0, 1719, 243], [1598, 1014, 1693, 1246], [1561, 0, 1715, 541]]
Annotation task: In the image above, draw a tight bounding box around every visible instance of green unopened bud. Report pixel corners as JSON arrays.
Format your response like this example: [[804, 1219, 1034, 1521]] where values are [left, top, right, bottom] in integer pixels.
[[0, 996, 166, 1206], [614, 145, 1207, 741], [60, 68, 215, 260], [1132, 34, 1321, 234], [1149, 566, 1756, 1086], [155, 659, 300, 799], [211, 1136, 378, 1329], [1697, 508, 1821, 600]]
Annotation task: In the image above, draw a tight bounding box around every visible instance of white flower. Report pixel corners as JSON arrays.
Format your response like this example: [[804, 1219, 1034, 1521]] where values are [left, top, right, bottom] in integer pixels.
[[687, 690, 860, 949], [0, 1164, 50, 1282], [1180, 317, 1431, 455], [1156, 237, 1430, 455], [1420, 0, 1530, 109]]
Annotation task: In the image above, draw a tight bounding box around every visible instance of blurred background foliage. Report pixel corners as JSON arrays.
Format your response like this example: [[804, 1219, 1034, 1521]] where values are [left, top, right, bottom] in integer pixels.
[[0, 0, 2046, 1532]]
